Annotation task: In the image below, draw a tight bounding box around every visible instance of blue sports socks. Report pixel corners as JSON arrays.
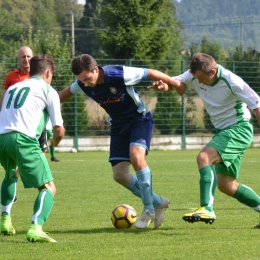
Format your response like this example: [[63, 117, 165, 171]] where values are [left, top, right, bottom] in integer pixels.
[[135, 166, 154, 213], [126, 175, 161, 208]]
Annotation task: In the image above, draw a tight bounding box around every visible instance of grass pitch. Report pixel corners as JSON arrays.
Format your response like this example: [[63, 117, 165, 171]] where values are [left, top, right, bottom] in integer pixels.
[[1, 149, 260, 260]]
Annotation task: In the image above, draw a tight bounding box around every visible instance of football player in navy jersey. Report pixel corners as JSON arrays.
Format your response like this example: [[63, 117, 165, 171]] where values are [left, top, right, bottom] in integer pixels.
[[59, 54, 182, 229]]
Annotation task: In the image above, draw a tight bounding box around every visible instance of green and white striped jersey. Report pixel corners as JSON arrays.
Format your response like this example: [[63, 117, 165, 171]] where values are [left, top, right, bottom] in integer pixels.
[[0, 76, 63, 139], [174, 65, 260, 129]]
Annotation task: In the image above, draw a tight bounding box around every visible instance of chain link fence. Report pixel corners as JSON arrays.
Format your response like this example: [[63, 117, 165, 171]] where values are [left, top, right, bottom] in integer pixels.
[[1, 58, 260, 149]]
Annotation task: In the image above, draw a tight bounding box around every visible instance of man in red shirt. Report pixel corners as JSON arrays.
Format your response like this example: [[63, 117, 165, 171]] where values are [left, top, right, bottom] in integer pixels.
[[4, 47, 32, 88], [0, 46, 32, 109]]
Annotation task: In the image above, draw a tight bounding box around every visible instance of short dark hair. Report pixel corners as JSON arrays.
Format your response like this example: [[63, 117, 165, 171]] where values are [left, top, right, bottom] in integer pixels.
[[189, 53, 217, 74], [29, 55, 56, 77], [71, 54, 97, 75]]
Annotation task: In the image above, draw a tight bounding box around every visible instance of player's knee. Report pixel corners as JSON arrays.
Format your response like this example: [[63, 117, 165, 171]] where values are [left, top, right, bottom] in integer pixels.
[[130, 146, 147, 167], [196, 151, 209, 165], [131, 150, 143, 161], [39, 182, 56, 196], [112, 162, 131, 185], [50, 186, 56, 196], [130, 155, 146, 169]]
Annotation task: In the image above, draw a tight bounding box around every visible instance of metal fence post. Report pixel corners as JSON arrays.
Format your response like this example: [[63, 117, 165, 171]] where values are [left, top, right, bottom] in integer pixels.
[[232, 60, 235, 73], [181, 60, 186, 150], [73, 76, 78, 150]]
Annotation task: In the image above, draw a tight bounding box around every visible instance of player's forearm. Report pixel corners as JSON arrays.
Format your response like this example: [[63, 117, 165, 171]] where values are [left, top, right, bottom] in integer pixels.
[[168, 80, 187, 95], [148, 80, 187, 96], [52, 126, 65, 146], [147, 69, 186, 95], [59, 87, 74, 103]]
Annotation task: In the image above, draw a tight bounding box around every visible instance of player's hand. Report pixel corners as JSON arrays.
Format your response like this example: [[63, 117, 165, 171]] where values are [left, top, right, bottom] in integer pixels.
[[147, 80, 170, 91], [50, 136, 61, 147], [49, 136, 54, 146]]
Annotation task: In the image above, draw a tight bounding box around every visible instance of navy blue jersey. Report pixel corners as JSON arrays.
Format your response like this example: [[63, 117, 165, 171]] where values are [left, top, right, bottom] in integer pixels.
[[71, 65, 149, 123]]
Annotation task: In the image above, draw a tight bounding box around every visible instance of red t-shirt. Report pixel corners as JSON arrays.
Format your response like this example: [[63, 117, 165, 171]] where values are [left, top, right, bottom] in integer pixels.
[[4, 67, 30, 90]]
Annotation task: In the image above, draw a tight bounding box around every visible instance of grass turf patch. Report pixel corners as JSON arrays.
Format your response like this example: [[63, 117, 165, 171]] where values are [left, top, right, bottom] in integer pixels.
[[1, 149, 260, 259]]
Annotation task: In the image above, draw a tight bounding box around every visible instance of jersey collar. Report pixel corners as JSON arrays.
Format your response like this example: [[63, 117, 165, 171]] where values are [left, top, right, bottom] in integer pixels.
[[210, 65, 222, 87], [30, 75, 43, 80]]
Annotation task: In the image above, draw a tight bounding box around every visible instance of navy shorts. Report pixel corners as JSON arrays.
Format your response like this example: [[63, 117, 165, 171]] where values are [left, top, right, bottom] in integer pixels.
[[109, 112, 153, 163]]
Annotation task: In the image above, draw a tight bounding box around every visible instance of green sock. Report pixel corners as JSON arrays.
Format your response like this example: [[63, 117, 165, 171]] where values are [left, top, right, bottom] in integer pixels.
[[233, 184, 260, 212], [1, 176, 18, 216], [32, 189, 54, 226], [50, 145, 55, 158], [199, 165, 217, 212]]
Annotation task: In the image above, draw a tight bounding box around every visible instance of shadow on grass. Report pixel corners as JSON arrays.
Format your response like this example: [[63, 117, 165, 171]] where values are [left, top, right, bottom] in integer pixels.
[[54, 227, 155, 235], [171, 207, 248, 211], [11, 227, 154, 236]]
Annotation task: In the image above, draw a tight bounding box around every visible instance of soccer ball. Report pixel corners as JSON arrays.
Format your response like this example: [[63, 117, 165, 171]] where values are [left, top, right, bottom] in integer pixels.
[[71, 147, 77, 153], [111, 204, 137, 229]]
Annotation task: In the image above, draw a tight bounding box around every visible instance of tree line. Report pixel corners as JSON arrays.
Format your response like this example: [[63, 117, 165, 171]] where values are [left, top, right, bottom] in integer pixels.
[[0, 0, 260, 136]]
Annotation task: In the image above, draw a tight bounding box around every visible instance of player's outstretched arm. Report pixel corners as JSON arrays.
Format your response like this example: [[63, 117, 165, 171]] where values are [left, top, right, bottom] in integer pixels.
[[146, 69, 187, 95], [147, 79, 187, 96], [59, 87, 74, 103]]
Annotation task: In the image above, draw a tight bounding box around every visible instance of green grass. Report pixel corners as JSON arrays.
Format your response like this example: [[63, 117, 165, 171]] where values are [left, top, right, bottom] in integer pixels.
[[1, 149, 260, 259]]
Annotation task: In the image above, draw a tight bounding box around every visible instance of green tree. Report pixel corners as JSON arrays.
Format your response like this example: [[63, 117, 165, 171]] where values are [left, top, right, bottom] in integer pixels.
[[227, 45, 260, 93], [0, 8, 23, 57], [30, 0, 59, 30], [1, 0, 33, 26], [189, 43, 200, 58], [0, 0, 83, 47], [186, 36, 228, 62], [54, 0, 83, 27], [75, 0, 104, 56], [95, 0, 183, 60], [201, 36, 228, 61]]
